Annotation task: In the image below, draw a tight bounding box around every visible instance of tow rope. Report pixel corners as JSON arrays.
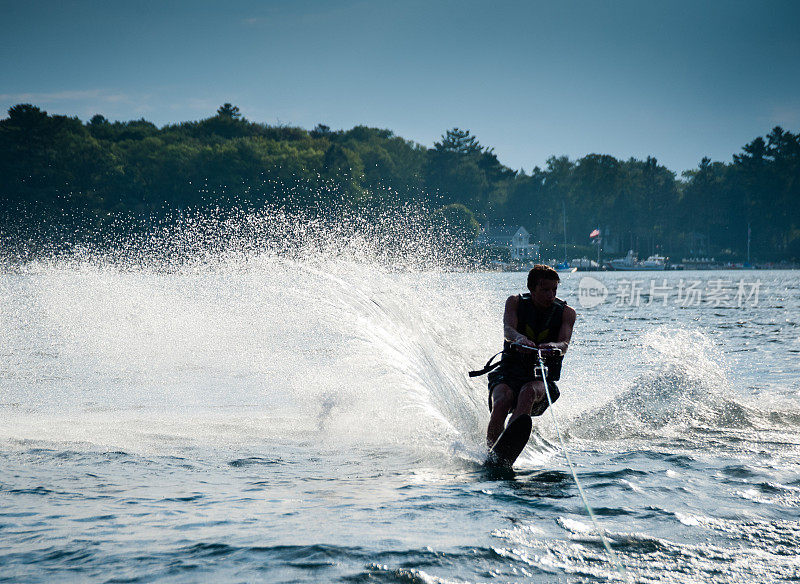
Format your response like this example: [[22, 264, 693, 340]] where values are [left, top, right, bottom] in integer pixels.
[[470, 344, 630, 578], [536, 349, 630, 581]]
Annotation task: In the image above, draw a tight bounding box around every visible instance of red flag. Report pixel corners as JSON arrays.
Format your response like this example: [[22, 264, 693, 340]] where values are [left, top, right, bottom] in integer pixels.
[[589, 229, 600, 238]]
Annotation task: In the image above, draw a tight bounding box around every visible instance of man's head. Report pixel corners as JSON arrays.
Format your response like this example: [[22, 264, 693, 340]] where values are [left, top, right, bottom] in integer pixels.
[[527, 264, 560, 308]]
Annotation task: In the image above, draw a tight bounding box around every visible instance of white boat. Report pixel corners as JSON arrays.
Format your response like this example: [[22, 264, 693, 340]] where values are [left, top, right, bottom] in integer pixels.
[[571, 257, 601, 271], [639, 255, 667, 270], [607, 251, 667, 271], [607, 250, 637, 270]]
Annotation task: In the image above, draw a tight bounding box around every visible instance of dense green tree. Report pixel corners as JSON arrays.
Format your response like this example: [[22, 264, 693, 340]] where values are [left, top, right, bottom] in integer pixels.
[[431, 203, 481, 242], [217, 103, 242, 119], [425, 128, 509, 216], [1, 103, 798, 260], [434, 128, 483, 155]]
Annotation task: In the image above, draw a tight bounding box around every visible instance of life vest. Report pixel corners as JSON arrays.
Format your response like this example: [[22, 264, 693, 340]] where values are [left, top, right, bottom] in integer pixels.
[[501, 294, 566, 379], [510, 294, 565, 346], [468, 295, 567, 380]]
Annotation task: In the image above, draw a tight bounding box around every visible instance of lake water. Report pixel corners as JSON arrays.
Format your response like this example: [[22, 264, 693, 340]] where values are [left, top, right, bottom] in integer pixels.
[[2, 241, 799, 582]]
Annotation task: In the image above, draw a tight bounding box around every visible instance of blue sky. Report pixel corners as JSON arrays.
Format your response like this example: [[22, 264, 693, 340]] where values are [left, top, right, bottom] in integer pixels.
[[2, 0, 798, 174]]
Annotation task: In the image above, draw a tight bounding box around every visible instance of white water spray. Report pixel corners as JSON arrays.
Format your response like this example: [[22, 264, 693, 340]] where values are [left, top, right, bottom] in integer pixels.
[[0, 208, 493, 454]]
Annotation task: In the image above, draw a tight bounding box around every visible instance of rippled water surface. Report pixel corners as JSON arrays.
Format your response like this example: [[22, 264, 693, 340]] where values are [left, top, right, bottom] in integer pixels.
[[2, 244, 799, 582]]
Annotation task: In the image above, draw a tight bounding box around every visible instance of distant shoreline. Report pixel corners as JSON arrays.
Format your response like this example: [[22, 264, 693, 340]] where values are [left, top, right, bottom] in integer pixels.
[[2, 104, 798, 263]]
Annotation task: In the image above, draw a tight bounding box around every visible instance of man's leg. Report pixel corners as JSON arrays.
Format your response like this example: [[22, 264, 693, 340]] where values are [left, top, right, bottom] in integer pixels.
[[487, 383, 514, 448], [510, 380, 546, 423]]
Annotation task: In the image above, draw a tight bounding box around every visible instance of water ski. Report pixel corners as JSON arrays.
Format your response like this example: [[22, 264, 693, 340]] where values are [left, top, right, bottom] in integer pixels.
[[486, 414, 532, 467]]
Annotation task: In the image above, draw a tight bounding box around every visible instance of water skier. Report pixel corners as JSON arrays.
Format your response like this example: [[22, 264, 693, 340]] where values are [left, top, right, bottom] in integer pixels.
[[485, 264, 576, 449]]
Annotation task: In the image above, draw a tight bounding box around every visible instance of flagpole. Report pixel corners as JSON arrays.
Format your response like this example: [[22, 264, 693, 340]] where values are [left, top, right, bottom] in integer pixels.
[[588, 228, 601, 267], [747, 222, 751, 265], [597, 229, 601, 265], [563, 201, 567, 264]]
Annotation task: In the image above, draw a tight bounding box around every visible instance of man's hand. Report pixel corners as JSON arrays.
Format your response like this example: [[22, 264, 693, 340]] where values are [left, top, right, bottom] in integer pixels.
[[512, 338, 538, 352], [538, 341, 567, 354]]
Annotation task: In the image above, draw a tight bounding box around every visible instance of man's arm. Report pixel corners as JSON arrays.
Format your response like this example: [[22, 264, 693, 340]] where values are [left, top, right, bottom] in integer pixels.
[[503, 295, 537, 348], [539, 305, 576, 353]]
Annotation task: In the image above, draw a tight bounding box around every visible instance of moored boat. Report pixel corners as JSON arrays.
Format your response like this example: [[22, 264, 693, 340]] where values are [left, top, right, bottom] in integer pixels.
[[554, 261, 578, 273], [606, 251, 667, 271]]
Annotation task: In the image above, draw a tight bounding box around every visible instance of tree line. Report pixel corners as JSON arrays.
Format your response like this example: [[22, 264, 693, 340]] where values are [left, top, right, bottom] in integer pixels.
[[1, 103, 798, 260]]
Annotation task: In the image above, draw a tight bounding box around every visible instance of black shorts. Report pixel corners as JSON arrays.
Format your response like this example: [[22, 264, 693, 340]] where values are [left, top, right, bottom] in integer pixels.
[[487, 366, 559, 416]]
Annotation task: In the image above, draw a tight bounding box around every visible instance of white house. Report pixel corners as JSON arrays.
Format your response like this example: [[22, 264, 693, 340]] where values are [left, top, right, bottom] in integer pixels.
[[477, 225, 539, 260]]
